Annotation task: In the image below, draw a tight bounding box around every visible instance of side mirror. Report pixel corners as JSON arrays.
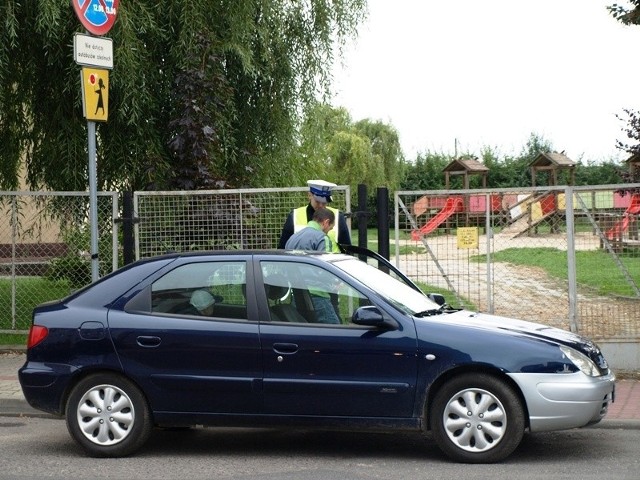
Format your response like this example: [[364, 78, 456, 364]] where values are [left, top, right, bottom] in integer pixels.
[[427, 293, 446, 306], [352, 306, 396, 329]]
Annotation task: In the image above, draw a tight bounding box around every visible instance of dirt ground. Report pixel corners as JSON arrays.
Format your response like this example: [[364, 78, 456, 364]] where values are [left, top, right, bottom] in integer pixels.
[[394, 232, 640, 339]]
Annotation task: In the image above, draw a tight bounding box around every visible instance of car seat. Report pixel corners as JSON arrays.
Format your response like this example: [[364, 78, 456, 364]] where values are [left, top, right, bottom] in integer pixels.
[[265, 275, 308, 323]]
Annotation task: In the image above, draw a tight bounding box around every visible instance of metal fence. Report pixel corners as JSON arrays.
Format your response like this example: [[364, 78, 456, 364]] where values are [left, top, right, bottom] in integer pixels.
[[133, 187, 351, 259], [2, 184, 639, 343], [395, 184, 640, 341], [0, 191, 119, 331]]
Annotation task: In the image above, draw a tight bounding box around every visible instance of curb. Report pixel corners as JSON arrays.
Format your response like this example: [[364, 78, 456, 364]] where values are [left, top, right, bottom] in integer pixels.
[[0, 346, 26, 354], [594, 419, 640, 430], [0, 398, 57, 419]]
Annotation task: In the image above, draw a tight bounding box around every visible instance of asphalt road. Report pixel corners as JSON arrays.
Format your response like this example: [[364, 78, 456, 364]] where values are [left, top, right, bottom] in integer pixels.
[[1, 417, 639, 479]]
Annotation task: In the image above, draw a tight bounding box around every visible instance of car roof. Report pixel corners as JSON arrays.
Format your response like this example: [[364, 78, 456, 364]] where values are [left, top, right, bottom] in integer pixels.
[[149, 249, 348, 262]]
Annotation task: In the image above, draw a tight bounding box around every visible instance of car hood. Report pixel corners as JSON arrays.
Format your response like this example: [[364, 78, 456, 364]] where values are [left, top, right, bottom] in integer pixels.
[[422, 309, 609, 371]]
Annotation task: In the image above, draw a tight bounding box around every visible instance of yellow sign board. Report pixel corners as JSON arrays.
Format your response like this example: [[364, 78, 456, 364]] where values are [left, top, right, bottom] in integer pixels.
[[457, 227, 479, 249], [81, 67, 109, 121]]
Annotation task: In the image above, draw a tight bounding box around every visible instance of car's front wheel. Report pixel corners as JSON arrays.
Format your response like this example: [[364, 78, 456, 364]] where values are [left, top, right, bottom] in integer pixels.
[[65, 373, 152, 457], [429, 373, 525, 463]]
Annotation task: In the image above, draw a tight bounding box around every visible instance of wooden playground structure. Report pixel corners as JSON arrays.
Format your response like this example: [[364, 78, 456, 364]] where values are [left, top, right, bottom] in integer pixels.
[[411, 152, 640, 247]]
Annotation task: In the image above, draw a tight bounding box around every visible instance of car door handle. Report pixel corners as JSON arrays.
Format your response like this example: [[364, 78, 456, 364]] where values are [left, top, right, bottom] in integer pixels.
[[272, 343, 298, 354], [136, 336, 162, 348]]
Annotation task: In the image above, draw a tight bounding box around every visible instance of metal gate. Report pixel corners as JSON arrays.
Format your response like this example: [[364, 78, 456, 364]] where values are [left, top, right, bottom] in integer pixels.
[[395, 184, 640, 341], [133, 186, 351, 259]]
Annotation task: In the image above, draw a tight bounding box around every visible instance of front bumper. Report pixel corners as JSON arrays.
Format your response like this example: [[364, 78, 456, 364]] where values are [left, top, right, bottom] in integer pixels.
[[507, 371, 616, 432]]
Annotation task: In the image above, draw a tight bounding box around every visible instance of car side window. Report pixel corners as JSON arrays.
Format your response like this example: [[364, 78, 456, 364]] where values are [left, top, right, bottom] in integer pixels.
[[151, 261, 247, 320], [261, 261, 370, 325]]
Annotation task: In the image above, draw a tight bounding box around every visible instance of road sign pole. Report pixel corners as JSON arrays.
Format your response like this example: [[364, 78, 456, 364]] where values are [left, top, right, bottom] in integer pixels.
[[87, 120, 99, 282], [72, 1, 118, 283]]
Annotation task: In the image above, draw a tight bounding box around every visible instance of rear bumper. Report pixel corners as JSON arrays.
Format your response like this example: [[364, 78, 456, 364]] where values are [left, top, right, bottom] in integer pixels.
[[18, 361, 76, 415], [507, 371, 616, 431]]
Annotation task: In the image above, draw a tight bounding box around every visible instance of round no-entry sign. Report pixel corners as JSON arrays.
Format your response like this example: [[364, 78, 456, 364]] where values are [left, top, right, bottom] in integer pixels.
[[72, 0, 119, 36]]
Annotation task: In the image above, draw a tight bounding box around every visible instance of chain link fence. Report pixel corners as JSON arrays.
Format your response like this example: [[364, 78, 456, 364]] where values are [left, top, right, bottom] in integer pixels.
[[3, 184, 638, 344], [134, 187, 351, 259], [0, 191, 118, 332], [395, 184, 640, 341]]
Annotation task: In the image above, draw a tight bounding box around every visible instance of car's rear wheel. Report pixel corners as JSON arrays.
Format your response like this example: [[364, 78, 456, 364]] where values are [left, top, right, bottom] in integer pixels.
[[429, 373, 525, 463], [65, 373, 152, 457]]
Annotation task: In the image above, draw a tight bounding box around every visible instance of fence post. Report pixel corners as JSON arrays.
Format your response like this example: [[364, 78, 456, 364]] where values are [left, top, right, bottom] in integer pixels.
[[122, 191, 135, 265], [377, 187, 390, 261], [485, 193, 494, 314], [11, 196, 17, 329], [565, 186, 578, 333], [357, 184, 368, 250]]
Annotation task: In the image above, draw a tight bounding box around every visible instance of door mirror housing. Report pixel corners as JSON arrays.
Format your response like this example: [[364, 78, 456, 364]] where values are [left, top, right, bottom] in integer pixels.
[[427, 293, 446, 306], [352, 306, 396, 329]]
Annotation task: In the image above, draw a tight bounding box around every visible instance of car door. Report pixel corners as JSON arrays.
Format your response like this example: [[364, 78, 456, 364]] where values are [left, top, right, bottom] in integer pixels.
[[108, 258, 262, 414], [257, 257, 418, 418]]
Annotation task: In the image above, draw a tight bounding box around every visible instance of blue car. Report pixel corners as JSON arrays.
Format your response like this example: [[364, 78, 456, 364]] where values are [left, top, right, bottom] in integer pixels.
[[19, 248, 615, 463]]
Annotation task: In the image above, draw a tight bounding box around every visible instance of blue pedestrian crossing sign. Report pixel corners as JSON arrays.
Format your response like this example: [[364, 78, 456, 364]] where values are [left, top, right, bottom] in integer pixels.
[[81, 68, 109, 122]]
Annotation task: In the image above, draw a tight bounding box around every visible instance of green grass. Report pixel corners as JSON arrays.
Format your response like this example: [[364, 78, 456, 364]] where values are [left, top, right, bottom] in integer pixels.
[[0, 277, 71, 332], [418, 282, 477, 310], [0, 333, 27, 346], [474, 247, 640, 297], [398, 245, 423, 255], [350, 228, 411, 254]]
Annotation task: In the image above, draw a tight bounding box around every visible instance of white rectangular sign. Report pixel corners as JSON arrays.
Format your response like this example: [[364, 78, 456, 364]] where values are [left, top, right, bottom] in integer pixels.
[[74, 33, 114, 69]]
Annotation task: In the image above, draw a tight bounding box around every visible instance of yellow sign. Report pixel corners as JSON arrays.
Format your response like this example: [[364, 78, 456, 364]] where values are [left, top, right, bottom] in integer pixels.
[[81, 68, 109, 121], [457, 227, 479, 249]]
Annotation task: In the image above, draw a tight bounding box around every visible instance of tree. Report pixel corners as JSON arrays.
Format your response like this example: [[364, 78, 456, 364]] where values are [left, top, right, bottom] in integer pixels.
[[574, 160, 625, 186], [607, 3, 640, 191], [609, 2, 640, 161], [327, 130, 383, 192], [616, 109, 640, 156], [401, 133, 559, 191], [296, 103, 354, 183], [162, 35, 234, 191], [608, 1, 640, 24], [297, 102, 405, 191], [353, 119, 405, 192], [400, 152, 449, 190], [0, 1, 366, 191]]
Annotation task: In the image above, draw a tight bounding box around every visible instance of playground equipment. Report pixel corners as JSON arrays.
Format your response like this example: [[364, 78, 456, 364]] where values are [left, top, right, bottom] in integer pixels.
[[410, 192, 559, 240], [410, 197, 464, 240], [606, 193, 640, 241], [499, 192, 557, 238], [410, 152, 575, 240]]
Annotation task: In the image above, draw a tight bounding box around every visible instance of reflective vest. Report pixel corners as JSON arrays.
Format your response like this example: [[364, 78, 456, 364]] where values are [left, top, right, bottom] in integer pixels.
[[293, 206, 340, 253]]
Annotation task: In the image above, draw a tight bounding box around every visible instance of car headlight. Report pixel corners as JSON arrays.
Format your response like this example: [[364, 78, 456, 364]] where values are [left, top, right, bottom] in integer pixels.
[[560, 345, 601, 377]]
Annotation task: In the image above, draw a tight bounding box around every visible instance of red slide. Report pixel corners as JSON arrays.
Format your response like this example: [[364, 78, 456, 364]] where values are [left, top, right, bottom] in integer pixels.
[[411, 197, 464, 240], [606, 193, 640, 240]]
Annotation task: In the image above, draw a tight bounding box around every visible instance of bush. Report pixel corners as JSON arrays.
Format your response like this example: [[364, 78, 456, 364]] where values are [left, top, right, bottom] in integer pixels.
[[46, 256, 91, 290]]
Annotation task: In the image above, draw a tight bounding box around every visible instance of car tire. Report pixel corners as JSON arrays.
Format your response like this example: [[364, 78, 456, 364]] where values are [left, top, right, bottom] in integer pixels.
[[65, 373, 153, 457], [429, 373, 525, 463]]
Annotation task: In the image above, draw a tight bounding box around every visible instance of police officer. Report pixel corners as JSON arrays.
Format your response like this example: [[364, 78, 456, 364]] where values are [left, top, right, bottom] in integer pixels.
[[278, 180, 351, 252]]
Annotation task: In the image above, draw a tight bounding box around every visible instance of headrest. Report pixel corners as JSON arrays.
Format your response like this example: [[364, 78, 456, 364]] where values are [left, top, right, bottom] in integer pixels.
[[265, 275, 290, 300], [190, 290, 215, 309]]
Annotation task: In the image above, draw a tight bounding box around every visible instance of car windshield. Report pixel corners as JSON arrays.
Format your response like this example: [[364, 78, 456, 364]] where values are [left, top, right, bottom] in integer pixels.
[[332, 257, 439, 315]]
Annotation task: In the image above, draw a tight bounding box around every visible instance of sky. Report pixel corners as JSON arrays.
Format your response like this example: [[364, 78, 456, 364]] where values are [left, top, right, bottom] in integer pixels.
[[331, 0, 640, 162]]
